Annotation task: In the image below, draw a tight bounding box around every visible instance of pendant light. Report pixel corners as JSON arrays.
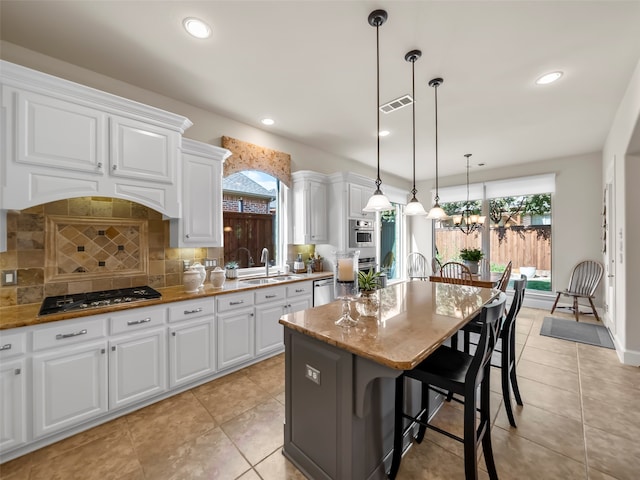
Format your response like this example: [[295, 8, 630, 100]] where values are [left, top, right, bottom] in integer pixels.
[[426, 77, 448, 220], [363, 9, 393, 213], [404, 49, 427, 216], [452, 153, 486, 234]]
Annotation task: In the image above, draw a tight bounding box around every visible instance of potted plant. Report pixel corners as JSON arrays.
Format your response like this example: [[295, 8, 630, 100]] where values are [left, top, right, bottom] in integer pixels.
[[225, 261, 239, 279], [356, 269, 381, 317], [459, 248, 484, 274]]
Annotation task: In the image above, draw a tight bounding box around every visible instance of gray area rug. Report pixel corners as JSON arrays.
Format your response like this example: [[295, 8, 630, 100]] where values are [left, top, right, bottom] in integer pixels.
[[541, 317, 614, 349]]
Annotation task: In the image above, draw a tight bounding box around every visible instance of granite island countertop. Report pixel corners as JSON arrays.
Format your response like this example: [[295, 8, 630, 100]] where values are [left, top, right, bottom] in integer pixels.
[[0, 272, 332, 330], [278, 280, 499, 370]]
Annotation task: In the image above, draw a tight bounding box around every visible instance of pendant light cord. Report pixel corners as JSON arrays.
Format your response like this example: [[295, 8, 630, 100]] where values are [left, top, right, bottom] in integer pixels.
[[434, 83, 440, 204], [375, 20, 382, 190], [411, 59, 417, 197]]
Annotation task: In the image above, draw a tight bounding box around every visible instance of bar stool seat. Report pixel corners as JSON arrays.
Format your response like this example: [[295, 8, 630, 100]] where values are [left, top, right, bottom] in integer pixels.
[[388, 293, 507, 480]]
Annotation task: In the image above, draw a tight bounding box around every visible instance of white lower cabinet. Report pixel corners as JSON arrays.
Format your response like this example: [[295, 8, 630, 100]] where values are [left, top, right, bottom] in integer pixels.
[[169, 319, 215, 388], [287, 281, 314, 314], [0, 358, 27, 451], [254, 286, 286, 356], [288, 296, 313, 314], [108, 327, 167, 410], [255, 302, 286, 356], [217, 309, 255, 370], [216, 291, 255, 371], [32, 340, 108, 439], [1, 280, 321, 460]]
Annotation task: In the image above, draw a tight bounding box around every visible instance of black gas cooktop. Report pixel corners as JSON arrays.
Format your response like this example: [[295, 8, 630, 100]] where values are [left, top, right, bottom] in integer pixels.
[[38, 286, 162, 316]]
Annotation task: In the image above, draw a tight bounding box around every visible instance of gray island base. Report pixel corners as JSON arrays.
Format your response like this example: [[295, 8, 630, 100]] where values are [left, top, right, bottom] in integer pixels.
[[279, 281, 498, 480]]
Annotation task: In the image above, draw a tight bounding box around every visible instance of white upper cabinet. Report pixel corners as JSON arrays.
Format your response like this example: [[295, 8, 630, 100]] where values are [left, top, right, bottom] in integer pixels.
[[109, 115, 177, 184], [13, 89, 108, 173], [348, 183, 373, 219], [0, 60, 192, 217], [292, 171, 328, 244], [170, 139, 231, 247]]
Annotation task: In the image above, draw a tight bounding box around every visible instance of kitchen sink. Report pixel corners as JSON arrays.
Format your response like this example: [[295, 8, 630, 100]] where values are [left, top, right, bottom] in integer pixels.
[[240, 275, 304, 285], [241, 278, 280, 285]]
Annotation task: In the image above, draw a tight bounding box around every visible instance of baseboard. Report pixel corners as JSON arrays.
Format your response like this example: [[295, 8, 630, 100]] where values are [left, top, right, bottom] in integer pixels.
[[610, 335, 640, 366]]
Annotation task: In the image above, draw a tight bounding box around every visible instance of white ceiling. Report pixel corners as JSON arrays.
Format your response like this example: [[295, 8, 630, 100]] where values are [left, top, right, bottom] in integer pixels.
[[2, 1, 640, 180]]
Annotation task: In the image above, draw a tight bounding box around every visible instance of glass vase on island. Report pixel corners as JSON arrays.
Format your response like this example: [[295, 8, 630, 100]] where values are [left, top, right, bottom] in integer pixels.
[[334, 250, 360, 327]]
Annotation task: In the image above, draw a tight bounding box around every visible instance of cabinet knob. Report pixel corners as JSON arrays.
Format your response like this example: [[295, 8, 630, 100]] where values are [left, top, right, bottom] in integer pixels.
[[111, 346, 116, 351], [172, 332, 176, 336], [112, 164, 118, 171], [97, 162, 103, 169], [14, 368, 21, 375], [101, 348, 106, 354], [186, 234, 190, 239]]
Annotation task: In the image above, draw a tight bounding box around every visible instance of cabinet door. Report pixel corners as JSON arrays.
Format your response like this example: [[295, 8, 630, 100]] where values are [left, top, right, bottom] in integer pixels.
[[169, 319, 216, 388], [288, 296, 313, 314], [349, 183, 371, 218], [179, 151, 222, 246], [109, 115, 177, 184], [0, 358, 27, 451], [33, 341, 108, 439], [255, 302, 286, 356], [309, 180, 328, 243], [217, 309, 254, 370], [109, 328, 167, 410], [12, 89, 108, 173]]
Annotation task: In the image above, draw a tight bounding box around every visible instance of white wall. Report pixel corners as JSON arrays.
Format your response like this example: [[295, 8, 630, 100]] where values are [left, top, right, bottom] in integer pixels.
[[0, 41, 410, 190], [603, 55, 640, 365], [411, 152, 603, 306]]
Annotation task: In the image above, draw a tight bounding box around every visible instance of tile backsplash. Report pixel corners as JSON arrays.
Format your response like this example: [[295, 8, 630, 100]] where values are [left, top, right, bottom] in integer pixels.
[[0, 197, 222, 307]]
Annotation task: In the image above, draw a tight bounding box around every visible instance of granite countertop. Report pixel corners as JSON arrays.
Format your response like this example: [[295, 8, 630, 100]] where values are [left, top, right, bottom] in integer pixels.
[[0, 272, 332, 330], [279, 281, 498, 370]]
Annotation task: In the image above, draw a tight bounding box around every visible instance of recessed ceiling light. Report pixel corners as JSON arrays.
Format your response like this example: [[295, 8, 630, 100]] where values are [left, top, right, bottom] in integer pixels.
[[535, 71, 563, 85], [379, 130, 390, 137], [183, 17, 211, 39], [261, 118, 275, 126]]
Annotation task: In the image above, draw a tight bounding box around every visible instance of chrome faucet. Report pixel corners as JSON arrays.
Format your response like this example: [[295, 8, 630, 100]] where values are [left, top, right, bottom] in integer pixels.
[[261, 248, 269, 277]]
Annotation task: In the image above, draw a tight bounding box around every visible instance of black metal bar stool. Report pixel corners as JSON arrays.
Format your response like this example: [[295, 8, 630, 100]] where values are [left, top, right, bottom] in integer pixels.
[[388, 293, 507, 480]]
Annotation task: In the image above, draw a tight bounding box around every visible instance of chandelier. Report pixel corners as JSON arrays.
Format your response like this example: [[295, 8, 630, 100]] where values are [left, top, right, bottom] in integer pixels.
[[452, 154, 485, 234]]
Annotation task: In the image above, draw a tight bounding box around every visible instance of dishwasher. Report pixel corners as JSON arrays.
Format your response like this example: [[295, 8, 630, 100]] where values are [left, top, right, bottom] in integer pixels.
[[313, 278, 334, 306]]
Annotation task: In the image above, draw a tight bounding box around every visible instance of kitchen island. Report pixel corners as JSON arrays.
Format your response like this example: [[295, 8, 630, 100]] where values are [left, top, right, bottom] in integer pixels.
[[278, 281, 498, 480]]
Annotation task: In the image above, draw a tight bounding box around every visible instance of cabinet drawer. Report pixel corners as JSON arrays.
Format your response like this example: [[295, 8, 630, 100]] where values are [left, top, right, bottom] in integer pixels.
[[255, 286, 286, 305], [217, 291, 254, 313], [168, 298, 214, 323], [33, 317, 107, 351], [110, 306, 166, 335], [0, 330, 27, 359], [287, 281, 314, 298]]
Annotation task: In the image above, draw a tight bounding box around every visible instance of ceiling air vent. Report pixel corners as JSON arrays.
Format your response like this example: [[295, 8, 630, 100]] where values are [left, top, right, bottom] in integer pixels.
[[380, 94, 414, 114]]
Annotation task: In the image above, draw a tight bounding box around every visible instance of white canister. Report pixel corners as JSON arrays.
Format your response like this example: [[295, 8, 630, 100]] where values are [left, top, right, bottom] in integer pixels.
[[210, 267, 226, 288], [192, 263, 207, 288], [183, 269, 201, 293]]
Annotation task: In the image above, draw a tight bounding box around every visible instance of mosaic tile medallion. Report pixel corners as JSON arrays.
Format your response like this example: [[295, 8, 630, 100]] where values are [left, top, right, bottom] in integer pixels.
[[45, 216, 149, 282]]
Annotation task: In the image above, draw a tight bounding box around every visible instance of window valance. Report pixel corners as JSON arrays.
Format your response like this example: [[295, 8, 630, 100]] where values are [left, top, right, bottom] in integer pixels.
[[221, 136, 292, 187], [434, 173, 555, 202]]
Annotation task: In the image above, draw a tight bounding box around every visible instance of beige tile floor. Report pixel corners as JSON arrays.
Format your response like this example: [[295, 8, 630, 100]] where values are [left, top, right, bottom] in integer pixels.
[[1, 307, 639, 479]]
